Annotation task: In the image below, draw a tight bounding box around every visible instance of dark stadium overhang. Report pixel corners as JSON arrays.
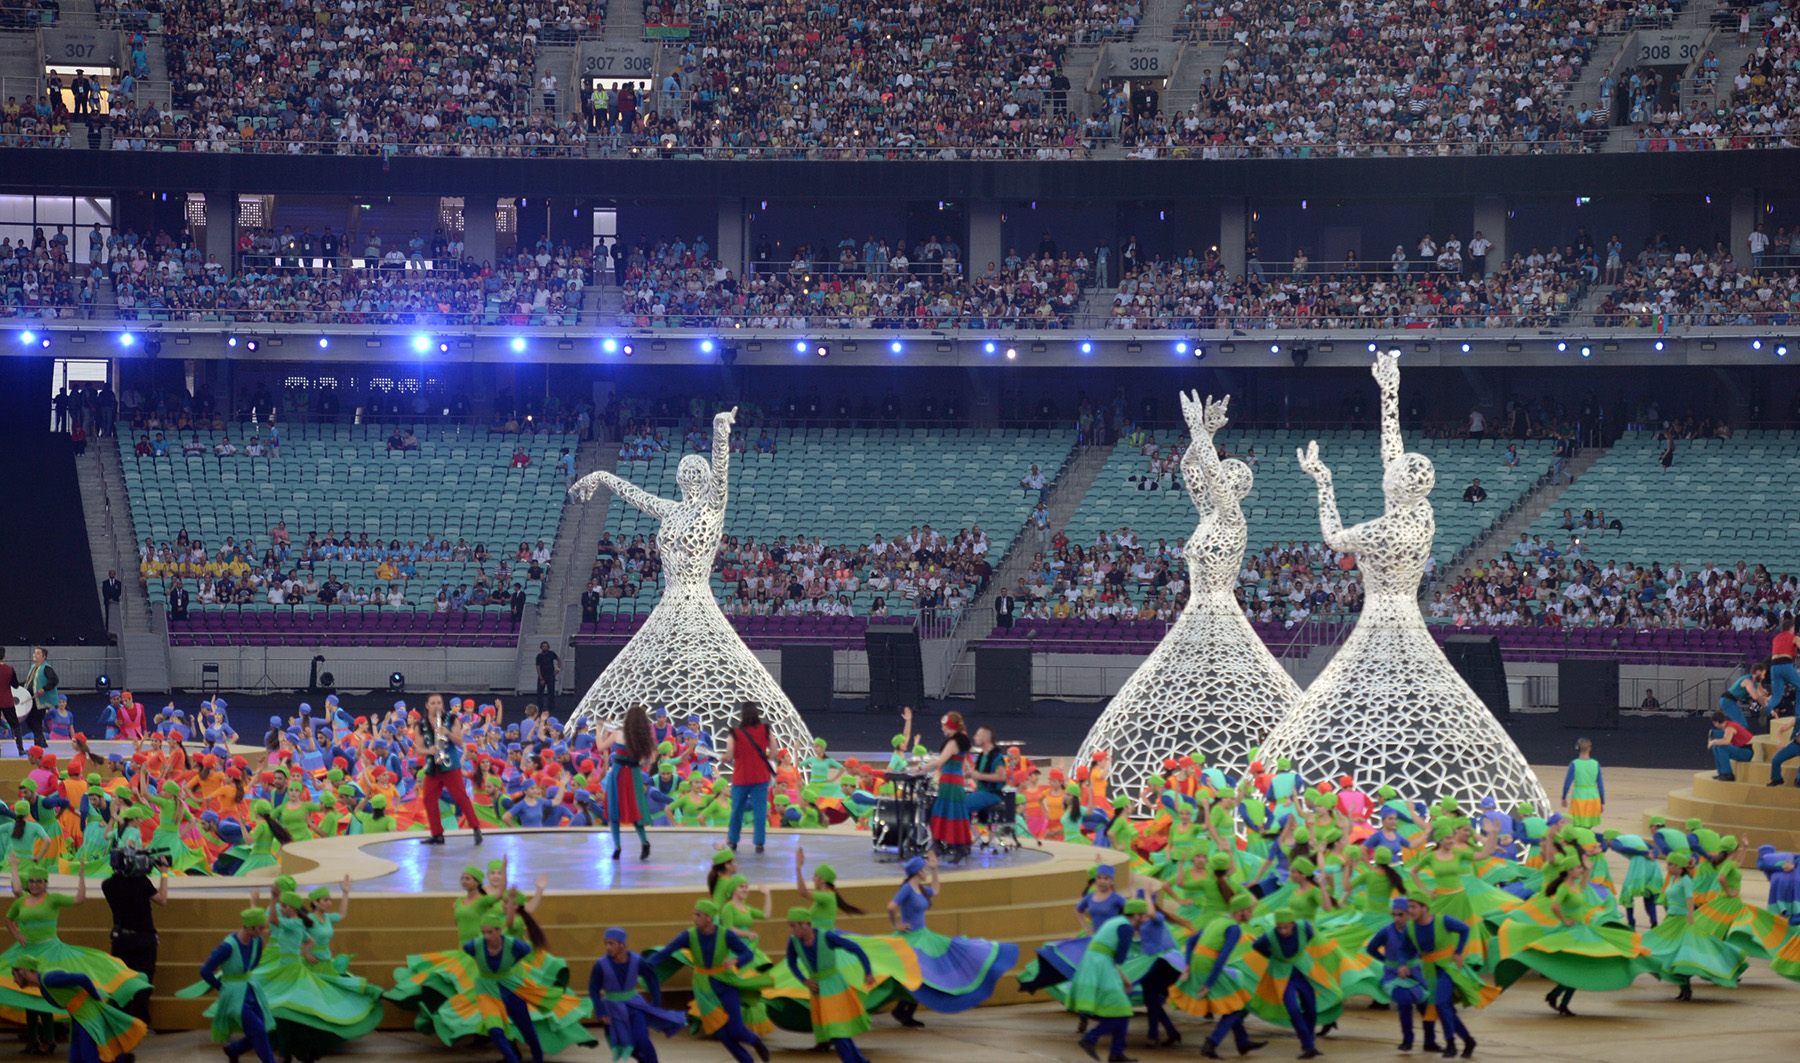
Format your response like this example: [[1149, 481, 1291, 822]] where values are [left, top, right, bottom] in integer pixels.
[[8, 148, 1800, 200]]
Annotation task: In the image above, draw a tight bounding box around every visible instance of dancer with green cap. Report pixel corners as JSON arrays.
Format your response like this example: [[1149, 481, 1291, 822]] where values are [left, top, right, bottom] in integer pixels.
[[433, 897, 596, 1063], [1172, 893, 1266, 1059], [8, 952, 147, 1063], [244, 887, 383, 1061], [1, 859, 149, 1050], [386, 863, 499, 1015], [767, 848, 920, 1030], [647, 898, 772, 1063], [1643, 849, 1748, 1000], [1065, 896, 1153, 1062], [1248, 909, 1324, 1059], [784, 906, 875, 1063], [177, 907, 277, 1063]]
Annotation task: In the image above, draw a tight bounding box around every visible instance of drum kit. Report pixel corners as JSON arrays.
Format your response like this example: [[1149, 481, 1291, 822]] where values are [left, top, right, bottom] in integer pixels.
[[870, 771, 1028, 859], [870, 770, 934, 859]]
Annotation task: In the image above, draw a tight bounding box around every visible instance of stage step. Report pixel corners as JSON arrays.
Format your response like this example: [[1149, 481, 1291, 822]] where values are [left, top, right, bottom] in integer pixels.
[[1651, 788, 1800, 848], [51, 832, 1126, 1030], [1695, 769, 1800, 803]]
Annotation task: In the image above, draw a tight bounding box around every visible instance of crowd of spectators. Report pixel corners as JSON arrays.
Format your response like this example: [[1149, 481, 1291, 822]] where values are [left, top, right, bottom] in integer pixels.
[[1595, 232, 1800, 327], [612, 232, 1087, 328], [584, 0, 1095, 158], [86, 0, 601, 155], [144, 527, 547, 612], [0, 222, 596, 325], [1127, 0, 1610, 158], [1429, 545, 1798, 631], [1104, 235, 1587, 329], [582, 523, 994, 625], [1631, 1, 1800, 151]]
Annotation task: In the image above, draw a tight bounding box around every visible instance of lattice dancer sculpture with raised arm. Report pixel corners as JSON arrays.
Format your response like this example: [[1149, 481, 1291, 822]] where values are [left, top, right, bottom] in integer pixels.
[[567, 407, 816, 766], [1261, 356, 1550, 813], [1073, 392, 1301, 803]]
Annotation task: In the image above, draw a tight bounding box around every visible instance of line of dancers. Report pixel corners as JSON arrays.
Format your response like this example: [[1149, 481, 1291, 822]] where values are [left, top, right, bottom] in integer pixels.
[[1016, 738, 1800, 1060]]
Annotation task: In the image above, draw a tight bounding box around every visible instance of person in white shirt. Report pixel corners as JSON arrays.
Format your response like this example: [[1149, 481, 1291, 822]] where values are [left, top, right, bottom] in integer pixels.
[[1019, 464, 1047, 499]]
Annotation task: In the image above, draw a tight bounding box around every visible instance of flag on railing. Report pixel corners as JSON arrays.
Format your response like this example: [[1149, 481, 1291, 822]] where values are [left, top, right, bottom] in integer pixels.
[[645, 23, 690, 38]]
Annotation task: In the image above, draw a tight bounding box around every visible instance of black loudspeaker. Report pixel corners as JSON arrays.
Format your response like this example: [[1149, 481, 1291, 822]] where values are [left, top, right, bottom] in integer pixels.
[[1558, 657, 1621, 729], [781, 645, 836, 716], [573, 643, 624, 691], [977, 646, 1033, 714], [864, 622, 924, 711], [1442, 635, 1510, 719]]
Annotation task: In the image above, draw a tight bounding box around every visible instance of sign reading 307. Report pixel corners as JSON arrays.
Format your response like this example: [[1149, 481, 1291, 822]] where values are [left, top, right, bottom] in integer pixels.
[[580, 42, 657, 78]]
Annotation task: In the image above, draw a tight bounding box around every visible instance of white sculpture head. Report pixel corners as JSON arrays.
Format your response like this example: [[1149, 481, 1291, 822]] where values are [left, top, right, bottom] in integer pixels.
[[677, 454, 713, 498], [1384, 452, 1434, 508], [1217, 459, 1254, 504]]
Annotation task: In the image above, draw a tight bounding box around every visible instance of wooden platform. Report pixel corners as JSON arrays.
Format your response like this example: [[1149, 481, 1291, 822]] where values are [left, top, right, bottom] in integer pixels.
[[39, 828, 1125, 1030], [1650, 729, 1800, 849]]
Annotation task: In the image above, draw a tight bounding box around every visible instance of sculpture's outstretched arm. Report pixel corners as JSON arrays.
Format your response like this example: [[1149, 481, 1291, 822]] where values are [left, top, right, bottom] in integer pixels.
[[1373, 354, 1403, 468], [1178, 390, 1229, 523], [570, 469, 676, 520], [710, 406, 738, 507], [1297, 441, 1359, 553]]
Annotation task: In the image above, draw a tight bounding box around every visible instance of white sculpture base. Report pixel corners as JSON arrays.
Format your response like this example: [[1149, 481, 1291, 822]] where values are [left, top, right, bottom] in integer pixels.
[[570, 584, 816, 762], [1075, 595, 1300, 800], [1260, 598, 1551, 813]]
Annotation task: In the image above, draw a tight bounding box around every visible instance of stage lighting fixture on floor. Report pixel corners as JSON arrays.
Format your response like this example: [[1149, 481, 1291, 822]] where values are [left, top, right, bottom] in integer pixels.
[[120, 332, 135, 347], [815, 343, 830, 358], [602, 338, 618, 352], [1004, 346, 1017, 359], [720, 344, 739, 365], [1080, 341, 1092, 354], [621, 342, 635, 356], [511, 337, 527, 352], [243, 338, 260, 351], [388, 671, 405, 693], [1290, 345, 1308, 368]]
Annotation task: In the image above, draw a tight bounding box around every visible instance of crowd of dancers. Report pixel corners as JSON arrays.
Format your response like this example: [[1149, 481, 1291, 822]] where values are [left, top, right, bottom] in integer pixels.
[[1, 693, 1797, 1062]]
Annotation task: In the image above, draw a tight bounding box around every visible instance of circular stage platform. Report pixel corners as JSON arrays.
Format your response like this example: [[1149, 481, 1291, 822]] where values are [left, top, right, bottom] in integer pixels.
[[38, 827, 1118, 1030], [350, 829, 1051, 892]]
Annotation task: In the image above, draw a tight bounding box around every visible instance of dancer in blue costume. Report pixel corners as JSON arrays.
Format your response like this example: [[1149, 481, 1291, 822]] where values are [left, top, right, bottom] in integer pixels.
[[587, 928, 686, 1063], [1367, 899, 1442, 1054], [883, 851, 1017, 1026]]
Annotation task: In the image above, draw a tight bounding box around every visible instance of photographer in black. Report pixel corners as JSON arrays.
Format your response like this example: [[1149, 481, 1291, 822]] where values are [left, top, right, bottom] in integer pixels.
[[102, 841, 170, 1042]]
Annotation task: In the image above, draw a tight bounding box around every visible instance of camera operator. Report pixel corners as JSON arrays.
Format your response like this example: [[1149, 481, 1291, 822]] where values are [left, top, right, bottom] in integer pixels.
[[102, 842, 170, 1036]]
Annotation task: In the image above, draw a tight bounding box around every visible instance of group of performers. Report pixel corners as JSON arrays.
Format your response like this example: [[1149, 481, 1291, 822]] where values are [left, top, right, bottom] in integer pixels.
[[1012, 735, 1800, 1060], [2, 691, 1797, 1063]]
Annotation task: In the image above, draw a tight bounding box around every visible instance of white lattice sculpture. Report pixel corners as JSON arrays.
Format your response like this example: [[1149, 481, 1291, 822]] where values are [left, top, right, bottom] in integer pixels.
[[1260, 357, 1551, 814], [1074, 392, 1302, 804], [567, 408, 816, 763]]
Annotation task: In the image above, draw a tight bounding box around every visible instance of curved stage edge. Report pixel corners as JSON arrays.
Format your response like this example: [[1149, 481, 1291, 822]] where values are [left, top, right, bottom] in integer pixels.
[[38, 827, 1124, 1030]]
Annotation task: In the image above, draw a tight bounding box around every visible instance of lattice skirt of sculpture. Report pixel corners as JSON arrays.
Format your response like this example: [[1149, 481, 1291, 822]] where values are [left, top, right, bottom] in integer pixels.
[[570, 586, 817, 763], [1074, 598, 1301, 801], [1259, 614, 1551, 813]]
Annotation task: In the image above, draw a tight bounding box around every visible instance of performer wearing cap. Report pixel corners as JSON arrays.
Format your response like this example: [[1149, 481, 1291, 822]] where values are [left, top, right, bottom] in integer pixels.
[[1402, 895, 1480, 1059], [179, 907, 277, 1063], [1248, 909, 1323, 1060], [773, 847, 920, 1022], [2, 860, 150, 1043], [885, 851, 1017, 1026], [386, 864, 501, 1015], [433, 899, 594, 1063], [785, 906, 876, 1063], [1644, 848, 1747, 999], [246, 886, 383, 1061], [1174, 893, 1265, 1060], [646, 899, 772, 1063], [588, 928, 686, 1063], [7, 951, 147, 1063], [1365, 898, 1435, 1053], [1065, 895, 1153, 1062]]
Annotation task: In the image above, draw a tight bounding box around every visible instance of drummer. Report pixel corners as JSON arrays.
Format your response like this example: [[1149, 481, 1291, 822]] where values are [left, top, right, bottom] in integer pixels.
[[966, 726, 1010, 818]]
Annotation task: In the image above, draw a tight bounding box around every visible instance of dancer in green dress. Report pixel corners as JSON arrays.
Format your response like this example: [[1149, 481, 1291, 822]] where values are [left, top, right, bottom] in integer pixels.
[[1644, 849, 1747, 999], [247, 888, 383, 1062], [2, 858, 149, 1054], [784, 906, 875, 1063], [8, 952, 148, 1063], [1066, 897, 1152, 1063], [176, 908, 278, 1063]]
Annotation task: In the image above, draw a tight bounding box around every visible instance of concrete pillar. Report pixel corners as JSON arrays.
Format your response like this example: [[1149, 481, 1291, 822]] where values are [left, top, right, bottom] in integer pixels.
[[203, 193, 236, 270], [1219, 197, 1246, 278], [969, 201, 1003, 278], [1729, 188, 1758, 271], [1472, 195, 1507, 277], [717, 197, 745, 280], [465, 195, 498, 266]]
